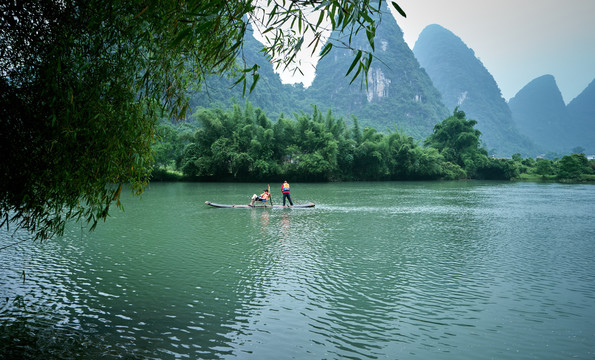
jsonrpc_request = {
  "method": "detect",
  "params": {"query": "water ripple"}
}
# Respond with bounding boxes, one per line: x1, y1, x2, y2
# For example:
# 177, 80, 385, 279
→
2, 182, 594, 359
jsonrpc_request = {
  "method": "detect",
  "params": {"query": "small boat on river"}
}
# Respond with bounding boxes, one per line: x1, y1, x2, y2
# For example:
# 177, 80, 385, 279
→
205, 201, 315, 209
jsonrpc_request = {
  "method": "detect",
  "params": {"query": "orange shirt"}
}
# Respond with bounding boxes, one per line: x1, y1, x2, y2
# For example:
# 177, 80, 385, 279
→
281, 183, 290, 193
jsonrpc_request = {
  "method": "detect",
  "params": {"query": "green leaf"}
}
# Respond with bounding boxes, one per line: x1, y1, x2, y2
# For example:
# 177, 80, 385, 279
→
319, 42, 333, 58
349, 63, 363, 85
336, 7, 344, 29
310, 34, 321, 56
346, 50, 362, 77
360, 10, 373, 24
267, 4, 278, 25
171, 27, 192, 48
391, 2, 407, 18
249, 73, 260, 93
232, 74, 246, 87
366, 26, 375, 51
329, 5, 336, 28
341, 10, 351, 30
316, 9, 325, 28
294, 37, 304, 51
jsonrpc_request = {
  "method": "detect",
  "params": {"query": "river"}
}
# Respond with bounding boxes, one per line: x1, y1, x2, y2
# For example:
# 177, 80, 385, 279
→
1, 181, 594, 359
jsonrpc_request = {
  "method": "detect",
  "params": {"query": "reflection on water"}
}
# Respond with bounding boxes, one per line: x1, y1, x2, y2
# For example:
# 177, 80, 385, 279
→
1, 181, 594, 359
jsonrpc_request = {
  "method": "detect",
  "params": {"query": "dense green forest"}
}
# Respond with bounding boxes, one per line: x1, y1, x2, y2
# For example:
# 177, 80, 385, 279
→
152, 103, 594, 183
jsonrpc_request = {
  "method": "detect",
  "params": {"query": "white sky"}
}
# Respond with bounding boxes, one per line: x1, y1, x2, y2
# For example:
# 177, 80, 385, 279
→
269, 0, 595, 104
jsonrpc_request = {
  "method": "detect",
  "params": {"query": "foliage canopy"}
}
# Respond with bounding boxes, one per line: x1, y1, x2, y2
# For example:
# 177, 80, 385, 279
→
177, 103, 449, 182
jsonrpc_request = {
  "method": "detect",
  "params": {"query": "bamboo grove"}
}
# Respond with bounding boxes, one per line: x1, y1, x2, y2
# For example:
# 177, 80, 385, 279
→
153, 103, 595, 182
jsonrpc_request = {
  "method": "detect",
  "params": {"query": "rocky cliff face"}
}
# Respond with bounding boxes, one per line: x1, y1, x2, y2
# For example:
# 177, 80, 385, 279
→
306, 8, 449, 138
366, 67, 391, 102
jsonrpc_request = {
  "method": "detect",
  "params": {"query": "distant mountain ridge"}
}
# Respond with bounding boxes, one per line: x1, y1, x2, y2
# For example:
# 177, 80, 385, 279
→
566, 78, 595, 153
508, 75, 571, 153
413, 24, 537, 156
507, 75, 595, 154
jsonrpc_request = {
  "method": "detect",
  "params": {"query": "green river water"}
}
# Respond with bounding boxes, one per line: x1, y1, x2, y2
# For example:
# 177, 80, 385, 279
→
1, 181, 594, 359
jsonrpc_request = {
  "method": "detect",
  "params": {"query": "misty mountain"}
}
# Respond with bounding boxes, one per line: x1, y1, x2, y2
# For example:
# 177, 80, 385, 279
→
189, 8, 449, 140
190, 18, 592, 157
508, 75, 573, 153
305, 8, 449, 138
567, 78, 595, 153
413, 24, 537, 156
188, 28, 302, 117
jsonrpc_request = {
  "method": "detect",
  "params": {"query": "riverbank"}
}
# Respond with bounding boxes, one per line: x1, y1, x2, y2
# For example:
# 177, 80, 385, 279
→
151, 168, 595, 184
518, 173, 595, 183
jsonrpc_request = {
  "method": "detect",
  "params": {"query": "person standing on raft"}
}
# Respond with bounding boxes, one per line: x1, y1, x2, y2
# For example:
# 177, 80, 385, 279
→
250, 189, 270, 207
281, 181, 294, 207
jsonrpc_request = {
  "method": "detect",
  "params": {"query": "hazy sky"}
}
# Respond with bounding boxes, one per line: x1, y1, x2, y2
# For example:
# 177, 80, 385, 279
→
392, 0, 595, 103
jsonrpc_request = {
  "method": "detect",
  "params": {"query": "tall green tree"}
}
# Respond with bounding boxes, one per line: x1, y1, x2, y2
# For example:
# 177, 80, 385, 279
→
557, 153, 591, 180
153, 121, 197, 171
534, 158, 554, 178
352, 127, 389, 180
1, 0, 405, 239
424, 108, 488, 177
386, 130, 443, 180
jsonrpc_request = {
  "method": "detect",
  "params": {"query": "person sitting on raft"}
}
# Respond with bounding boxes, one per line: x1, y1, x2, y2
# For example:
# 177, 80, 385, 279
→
250, 189, 270, 207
